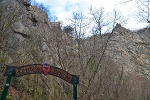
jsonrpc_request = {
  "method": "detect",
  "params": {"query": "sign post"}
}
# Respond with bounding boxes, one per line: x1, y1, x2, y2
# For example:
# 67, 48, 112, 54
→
1, 68, 14, 100
73, 76, 77, 100
1, 64, 79, 100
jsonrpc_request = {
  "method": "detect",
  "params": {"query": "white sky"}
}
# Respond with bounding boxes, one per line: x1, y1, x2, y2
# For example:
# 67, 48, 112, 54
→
35, 0, 149, 33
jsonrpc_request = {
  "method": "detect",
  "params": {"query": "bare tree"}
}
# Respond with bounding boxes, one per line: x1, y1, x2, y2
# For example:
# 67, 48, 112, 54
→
108, 8, 128, 29
134, 0, 150, 23
70, 11, 89, 39
89, 6, 109, 36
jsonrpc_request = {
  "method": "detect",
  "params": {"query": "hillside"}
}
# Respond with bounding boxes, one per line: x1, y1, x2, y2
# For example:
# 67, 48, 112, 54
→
0, 0, 150, 100
108, 24, 150, 79
85, 23, 150, 79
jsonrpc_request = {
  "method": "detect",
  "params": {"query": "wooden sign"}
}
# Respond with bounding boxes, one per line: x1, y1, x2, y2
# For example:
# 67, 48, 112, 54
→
4, 64, 79, 84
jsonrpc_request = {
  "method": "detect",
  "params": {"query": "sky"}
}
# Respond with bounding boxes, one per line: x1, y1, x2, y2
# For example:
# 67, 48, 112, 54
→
34, 0, 149, 35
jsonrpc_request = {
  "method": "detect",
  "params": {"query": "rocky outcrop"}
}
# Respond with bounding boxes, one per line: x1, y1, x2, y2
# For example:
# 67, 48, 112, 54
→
0, 0, 58, 64
0, 0, 75, 65
84, 23, 150, 79
1, 0, 150, 99
106, 24, 150, 79
1, 0, 150, 79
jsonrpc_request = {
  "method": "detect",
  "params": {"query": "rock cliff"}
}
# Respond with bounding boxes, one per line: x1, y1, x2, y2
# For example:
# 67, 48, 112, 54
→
0, 0, 73, 64
0, 0, 150, 99
107, 24, 150, 79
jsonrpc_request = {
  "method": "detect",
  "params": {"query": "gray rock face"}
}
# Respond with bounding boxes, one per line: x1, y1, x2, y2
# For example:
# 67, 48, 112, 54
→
107, 25, 150, 79
85, 24, 150, 79
1, 0, 150, 80
22, 0, 30, 7
0, 0, 69, 65
13, 22, 25, 33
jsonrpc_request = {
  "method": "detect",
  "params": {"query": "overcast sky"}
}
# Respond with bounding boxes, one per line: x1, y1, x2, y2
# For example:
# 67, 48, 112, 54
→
34, 0, 149, 32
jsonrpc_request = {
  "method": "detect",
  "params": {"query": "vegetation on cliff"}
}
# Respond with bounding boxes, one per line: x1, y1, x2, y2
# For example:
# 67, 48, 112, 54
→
0, 0, 150, 100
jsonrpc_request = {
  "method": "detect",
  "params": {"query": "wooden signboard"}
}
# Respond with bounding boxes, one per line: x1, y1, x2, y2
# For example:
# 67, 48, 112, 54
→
4, 64, 79, 84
